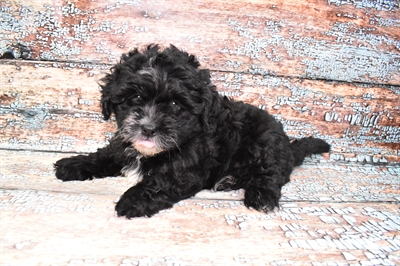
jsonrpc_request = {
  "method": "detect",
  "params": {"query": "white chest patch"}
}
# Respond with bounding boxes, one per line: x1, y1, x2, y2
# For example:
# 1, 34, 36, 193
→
121, 156, 143, 186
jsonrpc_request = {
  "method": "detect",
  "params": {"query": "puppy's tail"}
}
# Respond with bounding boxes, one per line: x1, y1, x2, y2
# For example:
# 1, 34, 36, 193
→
290, 137, 330, 166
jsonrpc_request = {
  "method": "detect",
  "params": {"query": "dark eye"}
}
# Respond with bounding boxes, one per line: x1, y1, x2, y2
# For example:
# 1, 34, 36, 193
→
130, 94, 143, 104
171, 101, 181, 110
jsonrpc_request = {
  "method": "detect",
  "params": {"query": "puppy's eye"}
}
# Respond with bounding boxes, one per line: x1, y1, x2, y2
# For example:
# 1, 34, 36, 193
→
171, 101, 181, 110
130, 95, 143, 104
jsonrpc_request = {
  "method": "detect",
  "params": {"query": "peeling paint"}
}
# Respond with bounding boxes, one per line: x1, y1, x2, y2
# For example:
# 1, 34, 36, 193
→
222, 14, 400, 84
327, 0, 399, 11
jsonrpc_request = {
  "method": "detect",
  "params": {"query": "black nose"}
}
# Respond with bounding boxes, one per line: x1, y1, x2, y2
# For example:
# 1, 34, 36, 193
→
141, 124, 157, 137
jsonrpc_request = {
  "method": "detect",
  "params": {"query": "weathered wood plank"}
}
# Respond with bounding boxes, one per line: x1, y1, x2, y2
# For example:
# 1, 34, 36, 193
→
1, 60, 399, 161
1, 0, 399, 84
0, 110, 115, 152
0, 60, 108, 113
1, 189, 399, 265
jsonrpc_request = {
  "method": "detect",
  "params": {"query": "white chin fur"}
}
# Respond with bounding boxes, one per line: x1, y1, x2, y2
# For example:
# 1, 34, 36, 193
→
133, 143, 164, 157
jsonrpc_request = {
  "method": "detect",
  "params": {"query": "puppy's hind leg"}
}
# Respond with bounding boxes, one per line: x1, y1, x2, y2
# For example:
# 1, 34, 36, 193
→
244, 176, 282, 213
241, 151, 288, 213
213, 175, 237, 191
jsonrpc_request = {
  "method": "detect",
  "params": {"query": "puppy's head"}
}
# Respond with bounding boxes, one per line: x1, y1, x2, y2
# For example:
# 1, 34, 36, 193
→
100, 44, 216, 156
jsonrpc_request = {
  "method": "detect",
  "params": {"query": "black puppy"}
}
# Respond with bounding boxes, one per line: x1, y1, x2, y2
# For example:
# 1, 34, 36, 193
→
55, 45, 330, 218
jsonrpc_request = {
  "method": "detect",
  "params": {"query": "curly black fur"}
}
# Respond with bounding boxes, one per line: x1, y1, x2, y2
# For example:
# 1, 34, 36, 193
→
54, 44, 330, 218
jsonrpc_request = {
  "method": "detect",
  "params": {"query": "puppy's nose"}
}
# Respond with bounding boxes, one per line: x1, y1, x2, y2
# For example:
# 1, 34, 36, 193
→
141, 124, 157, 137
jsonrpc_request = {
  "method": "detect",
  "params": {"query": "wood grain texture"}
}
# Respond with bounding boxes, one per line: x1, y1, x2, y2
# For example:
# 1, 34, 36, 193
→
1, 150, 399, 266
1, 60, 399, 162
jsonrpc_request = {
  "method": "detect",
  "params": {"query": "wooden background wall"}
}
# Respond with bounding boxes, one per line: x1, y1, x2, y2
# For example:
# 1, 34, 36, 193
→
1, 0, 399, 164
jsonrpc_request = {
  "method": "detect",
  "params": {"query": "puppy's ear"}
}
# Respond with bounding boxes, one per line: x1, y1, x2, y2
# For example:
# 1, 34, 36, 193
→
200, 84, 220, 131
101, 95, 113, 120
193, 69, 216, 130
99, 72, 116, 121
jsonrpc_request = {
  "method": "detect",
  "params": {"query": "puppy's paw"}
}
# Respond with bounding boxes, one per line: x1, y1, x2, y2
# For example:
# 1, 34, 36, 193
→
115, 194, 144, 218
54, 156, 93, 181
213, 175, 236, 191
244, 187, 280, 213
115, 186, 175, 218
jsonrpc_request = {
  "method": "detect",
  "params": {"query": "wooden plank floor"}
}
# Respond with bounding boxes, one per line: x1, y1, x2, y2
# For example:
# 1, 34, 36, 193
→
1, 150, 399, 265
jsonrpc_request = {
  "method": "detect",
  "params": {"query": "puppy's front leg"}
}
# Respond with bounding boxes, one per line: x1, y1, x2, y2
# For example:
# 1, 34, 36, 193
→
115, 174, 202, 218
115, 184, 172, 218
54, 138, 129, 181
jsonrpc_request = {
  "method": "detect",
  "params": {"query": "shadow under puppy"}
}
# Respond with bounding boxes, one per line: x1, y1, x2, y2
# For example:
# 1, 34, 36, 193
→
55, 44, 330, 218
